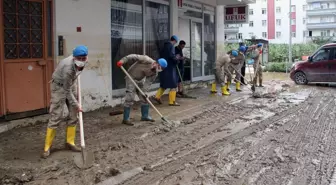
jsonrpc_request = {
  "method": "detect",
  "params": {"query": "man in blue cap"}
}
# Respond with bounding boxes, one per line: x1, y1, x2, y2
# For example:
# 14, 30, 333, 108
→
42, 45, 88, 158
117, 54, 167, 126
252, 43, 264, 87
227, 46, 246, 92
210, 50, 238, 95
153, 35, 181, 106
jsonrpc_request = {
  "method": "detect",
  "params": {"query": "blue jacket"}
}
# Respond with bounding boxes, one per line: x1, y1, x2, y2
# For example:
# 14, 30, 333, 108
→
159, 42, 179, 88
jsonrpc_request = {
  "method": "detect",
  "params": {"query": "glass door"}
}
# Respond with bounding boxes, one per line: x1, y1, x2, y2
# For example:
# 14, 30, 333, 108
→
190, 20, 203, 82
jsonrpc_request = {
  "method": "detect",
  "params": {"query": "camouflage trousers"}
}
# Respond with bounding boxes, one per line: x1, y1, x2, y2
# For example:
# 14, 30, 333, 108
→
124, 78, 147, 107
47, 81, 78, 129
214, 66, 231, 86
227, 63, 243, 83
253, 63, 263, 85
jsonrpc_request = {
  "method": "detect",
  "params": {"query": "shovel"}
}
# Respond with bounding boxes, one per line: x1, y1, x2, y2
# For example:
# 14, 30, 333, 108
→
176, 64, 196, 99
120, 66, 173, 127
73, 75, 94, 169
227, 64, 255, 93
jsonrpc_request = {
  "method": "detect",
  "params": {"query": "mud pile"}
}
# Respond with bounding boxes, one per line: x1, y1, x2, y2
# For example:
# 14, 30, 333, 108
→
252, 80, 291, 98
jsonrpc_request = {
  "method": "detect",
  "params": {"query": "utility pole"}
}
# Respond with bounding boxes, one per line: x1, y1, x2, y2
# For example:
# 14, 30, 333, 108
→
287, 0, 292, 73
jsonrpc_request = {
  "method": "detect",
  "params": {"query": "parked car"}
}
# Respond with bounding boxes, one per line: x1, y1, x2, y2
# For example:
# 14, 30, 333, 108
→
290, 43, 336, 85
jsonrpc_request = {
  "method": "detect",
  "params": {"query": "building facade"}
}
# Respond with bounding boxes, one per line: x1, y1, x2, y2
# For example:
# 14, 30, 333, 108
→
306, 0, 336, 38
225, 0, 308, 44
0, 0, 254, 120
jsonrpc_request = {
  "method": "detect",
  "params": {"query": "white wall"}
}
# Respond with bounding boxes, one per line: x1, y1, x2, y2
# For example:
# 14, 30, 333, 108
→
54, 0, 112, 111
238, 0, 307, 44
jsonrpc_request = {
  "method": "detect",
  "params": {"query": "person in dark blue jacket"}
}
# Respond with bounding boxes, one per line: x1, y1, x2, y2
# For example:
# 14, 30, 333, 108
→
175, 40, 186, 96
152, 35, 180, 106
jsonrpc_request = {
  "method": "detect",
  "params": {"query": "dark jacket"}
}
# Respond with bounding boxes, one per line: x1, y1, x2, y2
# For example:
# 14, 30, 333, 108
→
159, 42, 179, 88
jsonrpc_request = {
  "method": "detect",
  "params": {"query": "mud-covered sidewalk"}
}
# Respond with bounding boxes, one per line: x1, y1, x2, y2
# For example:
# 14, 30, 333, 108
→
1, 76, 336, 185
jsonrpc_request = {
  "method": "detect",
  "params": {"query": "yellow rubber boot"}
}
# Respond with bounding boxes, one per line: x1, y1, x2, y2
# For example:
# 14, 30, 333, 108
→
227, 82, 231, 91
153, 88, 165, 104
222, 85, 230, 96
236, 82, 241, 92
66, 126, 81, 152
210, 83, 217, 93
42, 128, 56, 158
169, 91, 180, 106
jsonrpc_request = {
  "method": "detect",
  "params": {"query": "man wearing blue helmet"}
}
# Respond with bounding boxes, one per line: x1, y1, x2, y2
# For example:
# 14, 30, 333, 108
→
42, 45, 88, 158
210, 50, 238, 96
227, 46, 246, 92
251, 43, 263, 87
153, 35, 181, 106
117, 54, 167, 126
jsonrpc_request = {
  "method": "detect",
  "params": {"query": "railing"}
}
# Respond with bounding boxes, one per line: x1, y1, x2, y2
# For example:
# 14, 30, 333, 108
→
306, 21, 336, 29
306, 8, 336, 16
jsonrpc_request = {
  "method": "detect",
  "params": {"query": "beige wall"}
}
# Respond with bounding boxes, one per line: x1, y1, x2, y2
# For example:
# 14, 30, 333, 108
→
54, 0, 113, 111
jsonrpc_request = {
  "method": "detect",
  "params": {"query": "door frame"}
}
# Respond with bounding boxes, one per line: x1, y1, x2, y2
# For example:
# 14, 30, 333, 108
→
179, 16, 204, 82
0, 0, 4, 118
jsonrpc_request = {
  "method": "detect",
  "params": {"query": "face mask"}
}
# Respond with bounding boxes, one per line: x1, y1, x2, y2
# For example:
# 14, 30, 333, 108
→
74, 60, 86, 67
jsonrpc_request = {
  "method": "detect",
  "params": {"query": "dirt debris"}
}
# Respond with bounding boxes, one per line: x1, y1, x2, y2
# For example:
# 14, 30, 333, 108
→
2, 80, 336, 185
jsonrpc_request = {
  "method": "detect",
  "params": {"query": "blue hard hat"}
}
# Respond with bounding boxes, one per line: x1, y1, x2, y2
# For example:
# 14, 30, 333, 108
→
171, 35, 179, 42
73, 45, 88, 57
239, 46, 246, 52
257, 43, 263, 47
231, 50, 238, 57
157, 58, 167, 68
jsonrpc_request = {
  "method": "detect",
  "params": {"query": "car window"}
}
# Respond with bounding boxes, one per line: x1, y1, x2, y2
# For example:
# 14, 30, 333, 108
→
333, 48, 336, 60
312, 48, 331, 62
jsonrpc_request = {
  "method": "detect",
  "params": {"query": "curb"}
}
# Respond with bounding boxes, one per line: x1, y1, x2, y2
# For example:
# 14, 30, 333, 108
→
0, 115, 49, 134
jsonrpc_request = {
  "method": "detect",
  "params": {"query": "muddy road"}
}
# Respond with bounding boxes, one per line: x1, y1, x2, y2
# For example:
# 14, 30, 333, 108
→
1, 81, 336, 185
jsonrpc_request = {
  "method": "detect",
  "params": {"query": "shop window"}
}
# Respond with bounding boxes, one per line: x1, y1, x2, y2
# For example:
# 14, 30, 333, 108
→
145, 1, 170, 83
111, 0, 143, 90
204, 12, 215, 76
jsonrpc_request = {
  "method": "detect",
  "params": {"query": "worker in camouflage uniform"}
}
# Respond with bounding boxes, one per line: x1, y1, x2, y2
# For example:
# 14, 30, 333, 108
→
42, 45, 88, 158
227, 46, 246, 92
210, 50, 238, 96
116, 54, 167, 126
252, 43, 263, 87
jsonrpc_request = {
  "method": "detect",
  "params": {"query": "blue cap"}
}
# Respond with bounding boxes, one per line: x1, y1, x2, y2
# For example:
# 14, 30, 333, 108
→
171, 35, 179, 42
257, 43, 263, 47
157, 58, 167, 68
239, 46, 246, 52
73, 45, 88, 57
231, 50, 238, 57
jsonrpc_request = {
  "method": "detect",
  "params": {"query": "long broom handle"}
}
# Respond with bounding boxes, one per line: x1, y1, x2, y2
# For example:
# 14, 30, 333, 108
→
120, 66, 164, 118
77, 75, 85, 149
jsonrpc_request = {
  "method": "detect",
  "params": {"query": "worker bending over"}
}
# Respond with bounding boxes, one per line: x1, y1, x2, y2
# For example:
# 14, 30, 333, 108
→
117, 54, 167, 126
210, 50, 238, 95
42, 45, 88, 158
227, 46, 246, 92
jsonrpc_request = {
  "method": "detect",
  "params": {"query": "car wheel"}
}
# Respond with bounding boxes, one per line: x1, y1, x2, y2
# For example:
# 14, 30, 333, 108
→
294, 71, 308, 85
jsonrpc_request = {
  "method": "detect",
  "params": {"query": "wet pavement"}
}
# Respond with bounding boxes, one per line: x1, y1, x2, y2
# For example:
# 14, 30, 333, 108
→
1, 74, 336, 185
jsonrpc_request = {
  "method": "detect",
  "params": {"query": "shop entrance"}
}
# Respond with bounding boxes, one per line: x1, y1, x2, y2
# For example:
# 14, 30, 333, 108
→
178, 17, 203, 82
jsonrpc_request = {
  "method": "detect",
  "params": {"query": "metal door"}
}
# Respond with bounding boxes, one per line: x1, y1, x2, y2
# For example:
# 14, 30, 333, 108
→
1, 0, 54, 119
190, 19, 203, 82
305, 47, 332, 83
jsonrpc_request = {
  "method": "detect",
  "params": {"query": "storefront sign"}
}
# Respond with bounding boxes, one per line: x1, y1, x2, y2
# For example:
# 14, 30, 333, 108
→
177, 0, 183, 7
224, 5, 248, 24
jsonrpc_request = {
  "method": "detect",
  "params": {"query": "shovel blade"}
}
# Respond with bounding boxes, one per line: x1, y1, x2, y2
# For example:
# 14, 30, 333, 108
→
73, 149, 94, 169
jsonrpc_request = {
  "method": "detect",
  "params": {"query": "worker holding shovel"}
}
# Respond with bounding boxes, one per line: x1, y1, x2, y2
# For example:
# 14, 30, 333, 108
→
252, 43, 264, 87
210, 50, 238, 95
227, 46, 246, 92
42, 45, 88, 158
116, 54, 167, 126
